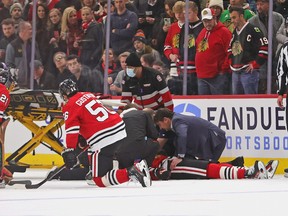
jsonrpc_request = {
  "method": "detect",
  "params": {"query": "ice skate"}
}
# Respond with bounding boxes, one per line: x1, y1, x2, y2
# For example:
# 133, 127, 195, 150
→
85, 170, 95, 186
265, 160, 279, 179
0, 180, 5, 189
245, 160, 268, 179
128, 160, 151, 187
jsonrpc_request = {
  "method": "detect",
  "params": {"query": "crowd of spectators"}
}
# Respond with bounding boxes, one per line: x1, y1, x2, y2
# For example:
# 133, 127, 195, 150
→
0, 0, 288, 95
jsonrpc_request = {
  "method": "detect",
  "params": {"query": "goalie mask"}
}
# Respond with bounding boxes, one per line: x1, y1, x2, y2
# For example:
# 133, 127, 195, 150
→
0, 62, 15, 91
59, 79, 78, 100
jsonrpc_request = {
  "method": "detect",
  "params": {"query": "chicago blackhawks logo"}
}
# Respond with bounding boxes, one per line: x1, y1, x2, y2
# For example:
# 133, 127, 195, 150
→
188, 35, 195, 48
172, 34, 180, 48
231, 40, 243, 56
197, 38, 209, 52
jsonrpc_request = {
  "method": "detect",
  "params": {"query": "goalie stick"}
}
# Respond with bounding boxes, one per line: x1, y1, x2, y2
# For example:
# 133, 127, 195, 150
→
25, 145, 89, 189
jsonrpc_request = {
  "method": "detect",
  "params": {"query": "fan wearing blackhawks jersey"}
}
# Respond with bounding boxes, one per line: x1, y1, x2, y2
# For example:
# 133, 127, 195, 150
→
121, 52, 174, 111
59, 79, 151, 187
228, 6, 268, 94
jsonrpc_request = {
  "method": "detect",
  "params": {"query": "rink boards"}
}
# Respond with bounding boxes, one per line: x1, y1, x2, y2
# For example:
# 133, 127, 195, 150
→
4, 94, 288, 173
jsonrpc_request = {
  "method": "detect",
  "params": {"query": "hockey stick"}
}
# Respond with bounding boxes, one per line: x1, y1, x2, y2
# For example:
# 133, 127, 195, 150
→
0, 118, 10, 182
25, 145, 89, 189
7, 180, 32, 186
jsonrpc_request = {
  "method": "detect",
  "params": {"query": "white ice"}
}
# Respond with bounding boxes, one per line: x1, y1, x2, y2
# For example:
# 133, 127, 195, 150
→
0, 169, 287, 216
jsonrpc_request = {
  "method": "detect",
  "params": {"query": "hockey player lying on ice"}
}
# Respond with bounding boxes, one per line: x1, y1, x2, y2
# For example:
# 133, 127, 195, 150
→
150, 108, 278, 180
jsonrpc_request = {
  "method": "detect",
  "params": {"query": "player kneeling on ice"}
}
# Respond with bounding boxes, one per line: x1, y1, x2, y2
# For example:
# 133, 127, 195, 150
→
59, 79, 151, 187
150, 108, 279, 180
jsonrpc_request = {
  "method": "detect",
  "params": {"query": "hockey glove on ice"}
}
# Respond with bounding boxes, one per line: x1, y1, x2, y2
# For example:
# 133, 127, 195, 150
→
62, 148, 78, 169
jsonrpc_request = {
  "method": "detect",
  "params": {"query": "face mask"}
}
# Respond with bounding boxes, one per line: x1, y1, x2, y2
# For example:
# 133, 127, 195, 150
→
126, 68, 135, 77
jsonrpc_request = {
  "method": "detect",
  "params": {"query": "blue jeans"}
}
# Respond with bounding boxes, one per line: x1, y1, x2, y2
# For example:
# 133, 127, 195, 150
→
197, 73, 227, 95
232, 69, 259, 94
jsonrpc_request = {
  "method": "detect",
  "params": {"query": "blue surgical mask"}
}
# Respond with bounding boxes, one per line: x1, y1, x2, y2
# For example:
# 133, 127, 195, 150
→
126, 68, 135, 77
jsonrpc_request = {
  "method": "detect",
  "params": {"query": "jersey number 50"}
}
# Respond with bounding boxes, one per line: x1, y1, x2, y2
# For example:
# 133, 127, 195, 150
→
85, 100, 116, 122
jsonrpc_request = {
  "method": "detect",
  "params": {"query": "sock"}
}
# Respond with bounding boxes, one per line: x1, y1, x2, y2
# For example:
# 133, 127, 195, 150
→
93, 168, 129, 187
207, 163, 245, 179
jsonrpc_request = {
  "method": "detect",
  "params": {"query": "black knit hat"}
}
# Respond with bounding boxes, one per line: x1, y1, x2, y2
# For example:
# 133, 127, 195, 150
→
125, 53, 142, 67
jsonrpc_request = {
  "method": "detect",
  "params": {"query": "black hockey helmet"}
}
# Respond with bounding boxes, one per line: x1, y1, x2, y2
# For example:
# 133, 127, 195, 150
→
59, 78, 78, 99
0, 62, 15, 90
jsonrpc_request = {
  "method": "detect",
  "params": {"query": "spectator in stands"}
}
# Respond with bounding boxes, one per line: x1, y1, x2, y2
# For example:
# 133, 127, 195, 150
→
0, 0, 13, 26
277, 17, 288, 52
66, 54, 98, 93
54, 0, 81, 15
140, 53, 155, 67
124, 0, 138, 14
35, 3, 51, 68
220, 0, 255, 32
5, 21, 41, 89
177, 1, 203, 95
97, 0, 115, 24
53, 51, 72, 87
80, 0, 102, 21
208, 0, 224, 22
275, 0, 288, 19
110, 51, 130, 95
121, 52, 174, 111
79, 6, 103, 70
133, 29, 161, 61
24, 0, 60, 22
108, 0, 138, 56
33, 60, 57, 90
48, 8, 63, 51
60, 7, 83, 56
208, 0, 233, 94
94, 48, 121, 95
151, 0, 177, 66
249, 0, 285, 94
0, 18, 16, 62
195, 8, 232, 95
9, 2, 23, 33
152, 59, 170, 84
228, 6, 268, 94
133, 0, 164, 41
247, 0, 257, 12
163, 1, 185, 93
47, 8, 64, 76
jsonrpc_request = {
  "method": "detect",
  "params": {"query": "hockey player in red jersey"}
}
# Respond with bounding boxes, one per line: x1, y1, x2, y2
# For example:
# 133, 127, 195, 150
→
59, 79, 151, 187
150, 154, 279, 180
0, 63, 15, 188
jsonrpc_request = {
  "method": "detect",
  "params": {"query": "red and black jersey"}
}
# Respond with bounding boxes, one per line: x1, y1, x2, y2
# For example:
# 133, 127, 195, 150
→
0, 84, 10, 124
178, 20, 204, 74
228, 22, 268, 71
62, 92, 126, 150
164, 21, 183, 59
121, 67, 174, 111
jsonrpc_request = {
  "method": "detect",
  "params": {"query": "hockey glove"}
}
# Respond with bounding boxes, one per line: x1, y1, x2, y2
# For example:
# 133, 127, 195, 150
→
62, 148, 78, 169
0, 167, 13, 184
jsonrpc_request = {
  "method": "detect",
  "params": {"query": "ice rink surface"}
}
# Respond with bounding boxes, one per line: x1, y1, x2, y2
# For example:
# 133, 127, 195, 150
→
1, 169, 287, 216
